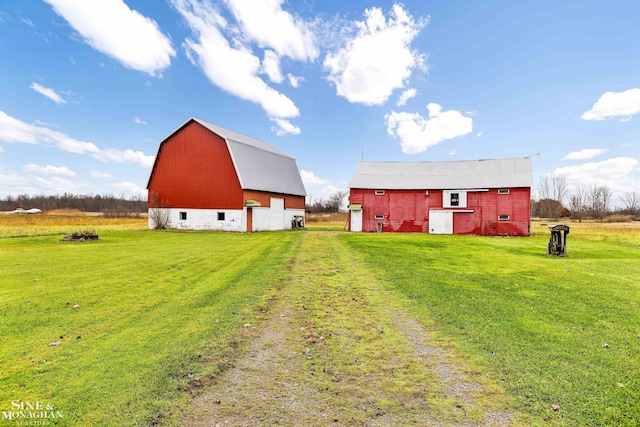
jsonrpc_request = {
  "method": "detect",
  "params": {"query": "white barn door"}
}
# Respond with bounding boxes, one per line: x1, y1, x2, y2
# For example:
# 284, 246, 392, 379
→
429, 210, 453, 234
269, 197, 285, 230
350, 210, 362, 232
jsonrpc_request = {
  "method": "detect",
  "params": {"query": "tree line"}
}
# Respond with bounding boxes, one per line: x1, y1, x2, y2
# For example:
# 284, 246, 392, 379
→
0, 193, 147, 214
532, 173, 640, 221
305, 191, 347, 213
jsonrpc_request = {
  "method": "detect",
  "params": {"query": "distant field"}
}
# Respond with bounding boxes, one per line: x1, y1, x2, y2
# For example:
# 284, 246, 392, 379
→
0, 212, 148, 237
2, 218, 639, 426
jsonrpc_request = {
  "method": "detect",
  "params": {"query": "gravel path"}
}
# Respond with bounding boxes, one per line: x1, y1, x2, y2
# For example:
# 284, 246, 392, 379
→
185, 232, 517, 426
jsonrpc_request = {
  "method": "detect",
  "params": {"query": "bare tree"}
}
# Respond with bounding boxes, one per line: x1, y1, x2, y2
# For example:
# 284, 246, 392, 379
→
551, 173, 569, 218
621, 191, 639, 215
537, 176, 552, 219
325, 190, 348, 213
537, 173, 568, 219
148, 191, 172, 229
569, 186, 587, 223
588, 185, 612, 221
600, 186, 612, 219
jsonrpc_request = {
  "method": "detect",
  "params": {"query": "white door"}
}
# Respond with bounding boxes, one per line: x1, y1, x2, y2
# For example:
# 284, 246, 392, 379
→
269, 197, 285, 230
429, 210, 453, 234
350, 210, 362, 232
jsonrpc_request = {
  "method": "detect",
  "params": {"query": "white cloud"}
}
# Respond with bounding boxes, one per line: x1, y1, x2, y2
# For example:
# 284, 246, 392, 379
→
30, 83, 67, 104
477, 131, 483, 137
0, 110, 153, 167
173, 0, 299, 121
562, 148, 608, 160
20, 17, 34, 27
324, 5, 427, 105
396, 88, 416, 107
287, 73, 304, 88
262, 50, 284, 83
0, 165, 80, 196
581, 88, 640, 121
270, 118, 301, 136
0, 146, 4, 153
22, 163, 76, 177
134, 116, 148, 125
93, 148, 155, 167
44, 0, 175, 76
448, 149, 456, 156
90, 171, 115, 178
224, 0, 318, 61
300, 170, 329, 187
385, 103, 473, 154
620, 116, 632, 123
553, 157, 639, 196
111, 181, 145, 196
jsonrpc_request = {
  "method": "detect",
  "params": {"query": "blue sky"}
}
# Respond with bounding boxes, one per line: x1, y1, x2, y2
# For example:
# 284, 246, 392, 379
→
1, 0, 639, 206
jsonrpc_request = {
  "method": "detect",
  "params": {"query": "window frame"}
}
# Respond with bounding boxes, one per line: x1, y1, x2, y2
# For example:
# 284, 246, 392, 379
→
179, 211, 187, 221
498, 189, 510, 195
217, 212, 225, 221
498, 215, 510, 221
374, 214, 384, 220
375, 190, 385, 196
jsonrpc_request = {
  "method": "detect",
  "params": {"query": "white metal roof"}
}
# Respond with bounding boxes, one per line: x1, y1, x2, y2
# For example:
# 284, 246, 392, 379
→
147, 118, 306, 197
349, 157, 533, 190
195, 118, 306, 196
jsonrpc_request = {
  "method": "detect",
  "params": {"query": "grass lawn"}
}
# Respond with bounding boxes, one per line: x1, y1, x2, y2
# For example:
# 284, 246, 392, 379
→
0, 230, 303, 426
2, 215, 639, 426
340, 226, 640, 426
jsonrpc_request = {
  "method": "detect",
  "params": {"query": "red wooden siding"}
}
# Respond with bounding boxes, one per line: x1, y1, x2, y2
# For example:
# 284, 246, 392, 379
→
243, 190, 305, 210
148, 121, 244, 209
350, 188, 531, 236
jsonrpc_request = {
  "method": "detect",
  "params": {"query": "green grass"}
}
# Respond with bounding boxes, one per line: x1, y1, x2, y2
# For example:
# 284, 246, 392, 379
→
340, 232, 640, 426
0, 230, 302, 426
3, 222, 639, 426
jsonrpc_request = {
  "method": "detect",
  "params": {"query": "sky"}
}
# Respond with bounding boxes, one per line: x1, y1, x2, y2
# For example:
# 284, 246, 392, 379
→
0, 0, 639, 207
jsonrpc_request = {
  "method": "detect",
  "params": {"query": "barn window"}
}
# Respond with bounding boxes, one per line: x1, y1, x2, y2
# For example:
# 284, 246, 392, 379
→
375, 190, 385, 195
179, 212, 187, 220
498, 215, 510, 221
374, 214, 384, 220
450, 193, 460, 206
498, 189, 510, 194
217, 212, 225, 221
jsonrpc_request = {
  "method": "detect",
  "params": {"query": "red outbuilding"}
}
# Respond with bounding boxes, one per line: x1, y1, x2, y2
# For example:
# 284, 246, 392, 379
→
147, 118, 306, 232
348, 157, 533, 236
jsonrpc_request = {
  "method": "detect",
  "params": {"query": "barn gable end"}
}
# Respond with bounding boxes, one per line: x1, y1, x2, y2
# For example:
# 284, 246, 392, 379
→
147, 118, 305, 232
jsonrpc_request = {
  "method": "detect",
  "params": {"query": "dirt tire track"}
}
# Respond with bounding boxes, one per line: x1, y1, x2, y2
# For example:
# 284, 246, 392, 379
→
184, 232, 518, 426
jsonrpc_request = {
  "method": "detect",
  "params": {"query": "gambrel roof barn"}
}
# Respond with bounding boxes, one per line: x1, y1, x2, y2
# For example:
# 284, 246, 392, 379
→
147, 118, 306, 232
349, 157, 533, 236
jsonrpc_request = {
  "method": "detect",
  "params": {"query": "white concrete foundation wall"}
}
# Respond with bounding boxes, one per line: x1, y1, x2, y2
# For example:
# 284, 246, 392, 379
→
251, 207, 306, 231
252, 207, 271, 232
148, 208, 244, 232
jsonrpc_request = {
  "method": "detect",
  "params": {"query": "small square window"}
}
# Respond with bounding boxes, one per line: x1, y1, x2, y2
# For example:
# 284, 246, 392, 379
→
498, 215, 510, 221
450, 193, 460, 206
217, 212, 225, 221
498, 189, 510, 195
374, 214, 384, 220
375, 190, 385, 195
179, 212, 187, 220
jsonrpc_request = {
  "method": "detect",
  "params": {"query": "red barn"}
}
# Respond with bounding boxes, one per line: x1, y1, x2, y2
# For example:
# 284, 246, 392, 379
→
348, 157, 533, 236
147, 118, 306, 232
